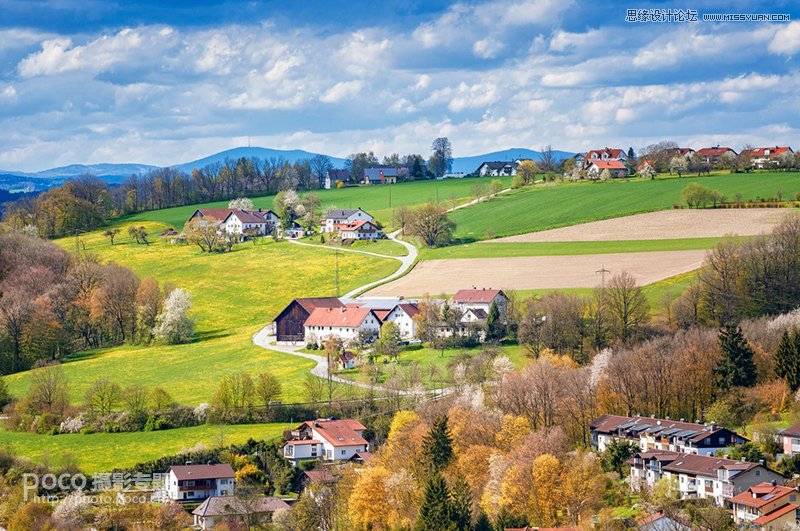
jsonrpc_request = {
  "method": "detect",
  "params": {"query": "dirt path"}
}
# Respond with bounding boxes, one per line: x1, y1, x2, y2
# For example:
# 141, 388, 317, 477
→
365, 249, 708, 295
486, 208, 795, 243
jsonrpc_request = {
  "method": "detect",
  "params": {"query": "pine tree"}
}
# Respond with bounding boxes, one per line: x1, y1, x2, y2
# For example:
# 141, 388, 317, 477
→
472, 512, 492, 531
716, 325, 757, 391
415, 474, 455, 531
486, 301, 504, 342
776, 329, 800, 391
449, 475, 472, 530
423, 415, 454, 473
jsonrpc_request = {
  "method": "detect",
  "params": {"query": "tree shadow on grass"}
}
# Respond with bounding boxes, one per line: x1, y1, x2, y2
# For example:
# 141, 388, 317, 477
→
192, 328, 231, 342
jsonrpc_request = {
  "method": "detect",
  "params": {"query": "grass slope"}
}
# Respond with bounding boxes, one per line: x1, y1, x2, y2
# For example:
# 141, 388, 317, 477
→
0, 423, 291, 473
119, 176, 514, 229
6, 221, 397, 404
450, 172, 800, 241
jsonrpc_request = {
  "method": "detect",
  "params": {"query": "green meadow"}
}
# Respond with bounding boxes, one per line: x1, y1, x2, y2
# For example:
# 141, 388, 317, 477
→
449, 172, 800, 241
0, 423, 291, 474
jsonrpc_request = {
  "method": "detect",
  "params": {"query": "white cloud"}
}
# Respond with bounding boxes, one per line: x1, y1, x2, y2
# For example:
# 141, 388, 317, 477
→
473, 38, 505, 59
320, 80, 364, 103
549, 28, 602, 52
769, 21, 800, 55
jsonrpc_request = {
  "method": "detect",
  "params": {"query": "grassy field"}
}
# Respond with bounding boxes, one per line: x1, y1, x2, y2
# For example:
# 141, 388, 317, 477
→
449, 172, 800, 241
419, 236, 745, 260
0, 423, 291, 473
118, 176, 514, 229
298, 235, 409, 257
5, 221, 397, 404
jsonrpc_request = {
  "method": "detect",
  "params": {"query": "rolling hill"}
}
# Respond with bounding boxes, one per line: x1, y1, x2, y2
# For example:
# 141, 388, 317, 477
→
171, 146, 348, 174
450, 147, 575, 173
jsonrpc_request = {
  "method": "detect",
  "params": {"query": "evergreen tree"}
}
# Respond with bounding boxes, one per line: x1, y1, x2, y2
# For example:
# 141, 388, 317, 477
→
486, 301, 505, 342
423, 415, 454, 473
601, 438, 640, 476
776, 329, 800, 391
715, 325, 757, 391
494, 509, 527, 531
449, 475, 472, 530
472, 512, 492, 531
415, 474, 455, 531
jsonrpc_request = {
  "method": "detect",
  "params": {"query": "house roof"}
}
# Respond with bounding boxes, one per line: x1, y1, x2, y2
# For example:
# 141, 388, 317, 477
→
192, 208, 275, 223
305, 307, 377, 328
224, 210, 268, 224
782, 422, 800, 437
661, 454, 759, 477
300, 419, 368, 447
750, 146, 793, 157
674, 147, 695, 155
339, 351, 356, 362
397, 303, 420, 318
294, 298, 346, 314
168, 464, 234, 481
365, 167, 399, 180
192, 496, 291, 517
337, 220, 378, 232
586, 148, 625, 159
752, 502, 799, 526
696, 146, 737, 157
589, 414, 741, 443
730, 482, 796, 508
638, 511, 688, 529
479, 161, 508, 170
373, 309, 393, 321
452, 288, 506, 304
350, 451, 372, 462
325, 208, 366, 220
466, 308, 488, 319
587, 159, 626, 170
302, 468, 336, 483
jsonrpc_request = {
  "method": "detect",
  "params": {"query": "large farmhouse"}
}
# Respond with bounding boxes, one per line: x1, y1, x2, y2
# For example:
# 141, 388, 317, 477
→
283, 419, 369, 467
273, 297, 345, 342
187, 208, 279, 236
303, 307, 382, 347
452, 288, 508, 321
321, 208, 374, 233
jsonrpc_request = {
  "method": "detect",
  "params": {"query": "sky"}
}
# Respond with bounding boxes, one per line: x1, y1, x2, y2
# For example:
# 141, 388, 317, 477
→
1, 0, 800, 171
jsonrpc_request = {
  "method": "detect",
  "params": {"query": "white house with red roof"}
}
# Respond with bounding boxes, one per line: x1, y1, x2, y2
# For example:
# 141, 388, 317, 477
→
164, 464, 235, 502
303, 307, 381, 346
283, 419, 369, 466
731, 481, 800, 529
586, 159, 628, 178
748, 146, 794, 169
583, 147, 628, 168
380, 303, 420, 339
338, 220, 382, 240
779, 421, 800, 458
452, 288, 508, 321
321, 208, 373, 233
696, 146, 738, 165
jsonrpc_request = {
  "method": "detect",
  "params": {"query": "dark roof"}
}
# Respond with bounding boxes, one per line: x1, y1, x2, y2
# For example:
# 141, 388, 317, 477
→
662, 454, 759, 477
302, 468, 337, 483
325, 209, 365, 220
169, 464, 234, 481
452, 288, 506, 304
467, 308, 488, 319
192, 496, 290, 517
397, 303, 420, 318
782, 421, 800, 437
294, 297, 346, 314
589, 414, 737, 442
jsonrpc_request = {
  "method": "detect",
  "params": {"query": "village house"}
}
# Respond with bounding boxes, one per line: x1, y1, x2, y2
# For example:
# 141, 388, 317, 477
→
382, 303, 420, 339
779, 421, 800, 458
338, 351, 357, 369
164, 464, 235, 503
629, 451, 784, 507
273, 297, 345, 342
476, 161, 519, 176
586, 159, 628, 178
747, 146, 794, 169
325, 169, 351, 189
730, 481, 800, 529
321, 208, 374, 233
363, 167, 399, 184
187, 208, 280, 236
637, 511, 690, 531
583, 147, 628, 168
452, 288, 509, 321
303, 306, 381, 347
672, 147, 696, 158
590, 414, 747, 456
192, 495, 291, 530
283, 419, 369, 467
696, 146, 737, 165
337, 220, 383, 241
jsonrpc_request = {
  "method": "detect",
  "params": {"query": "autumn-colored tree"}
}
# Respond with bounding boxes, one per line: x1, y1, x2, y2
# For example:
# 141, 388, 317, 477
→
495, 415, 531, 452
560, 451, 606, 525
348, 465, 392, 530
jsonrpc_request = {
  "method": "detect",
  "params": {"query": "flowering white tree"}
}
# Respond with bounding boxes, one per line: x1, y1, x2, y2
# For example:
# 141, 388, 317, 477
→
638, 161, 657, 180
153, 288, 195, 344
599, 168, 611, 181
228, 197, 254, 210
670, 156, 688, 177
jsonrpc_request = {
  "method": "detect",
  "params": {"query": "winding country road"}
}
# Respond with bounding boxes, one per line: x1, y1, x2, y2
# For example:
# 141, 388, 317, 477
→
251, 229, 423, 395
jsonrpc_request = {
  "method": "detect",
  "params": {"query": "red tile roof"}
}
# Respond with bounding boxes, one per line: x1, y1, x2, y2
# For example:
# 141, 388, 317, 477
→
697, 147, 737, 157
169, 464, 234, 481
300, 419, 368, 447
753, 502, 798, 526
586, 148, 625, 159
302, 468, 336, 483
397, 303, 420, 318
305, 307, 377, 328
452, 288, 506, 304
294, 298, 346, 314
750, 146, 793, 157
783, 421, 800, 437
587, 159, 626, 170
730, 482, 795, 508
373, 309, 392, 321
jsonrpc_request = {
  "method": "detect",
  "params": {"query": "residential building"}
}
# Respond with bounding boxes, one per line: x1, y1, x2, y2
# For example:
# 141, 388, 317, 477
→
187, 208, 279, 236
586, 159, 628, 178
321, 208, 374, 233
637, 511, 690, 531
296, 467, 337, 493
461, 307, 488, 323
747, 146, 794, 169
283, 419, 369, 466
476, 161, 519, 176
590, 414, 747, 456
303, 307, 381, 346
325, 169, 351, 189
192, 495, 291, 530
364, 167, 399, 184
629, 451, 784, 506
273, 297, 345, 342
338, 351, 357, 369
780, 422, 800, 457
672, 147, 696, 158
337, 220, 382, 240
452, 288, 509, 321
731, 481, 800, 529
382, 303, 420, 339
696, 146, 738, 165
583, 147, 628, 168
164, 464, 235, 503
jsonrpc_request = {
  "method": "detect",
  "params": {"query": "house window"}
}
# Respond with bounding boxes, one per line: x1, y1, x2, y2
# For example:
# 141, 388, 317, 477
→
341, 450, 346, 456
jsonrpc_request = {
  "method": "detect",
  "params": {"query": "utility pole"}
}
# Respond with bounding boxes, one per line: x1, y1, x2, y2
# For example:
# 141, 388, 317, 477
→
595, 265, 611, 288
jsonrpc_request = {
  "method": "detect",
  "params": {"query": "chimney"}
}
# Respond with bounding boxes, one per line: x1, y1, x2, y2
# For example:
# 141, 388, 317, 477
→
771, 479, 777, 486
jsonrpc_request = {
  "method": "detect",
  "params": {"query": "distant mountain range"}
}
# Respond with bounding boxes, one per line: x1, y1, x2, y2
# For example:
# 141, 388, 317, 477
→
0, 145, 576, 193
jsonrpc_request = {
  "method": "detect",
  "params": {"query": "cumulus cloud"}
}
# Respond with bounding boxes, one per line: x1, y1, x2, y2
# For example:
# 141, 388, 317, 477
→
769, 21, 800, 55
320, 80, 364, 103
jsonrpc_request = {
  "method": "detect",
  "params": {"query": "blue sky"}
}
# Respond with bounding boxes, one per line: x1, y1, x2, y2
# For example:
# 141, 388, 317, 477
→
1, 0, 800, 171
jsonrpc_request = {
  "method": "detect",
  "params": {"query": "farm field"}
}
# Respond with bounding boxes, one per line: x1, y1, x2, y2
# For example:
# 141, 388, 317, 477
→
0, 423, 291, 474
449, 172, 800, 241
488, 208, 795, 243
117, 175, 514, 229
5, 221, 397, 404
366, 249, 707, 296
